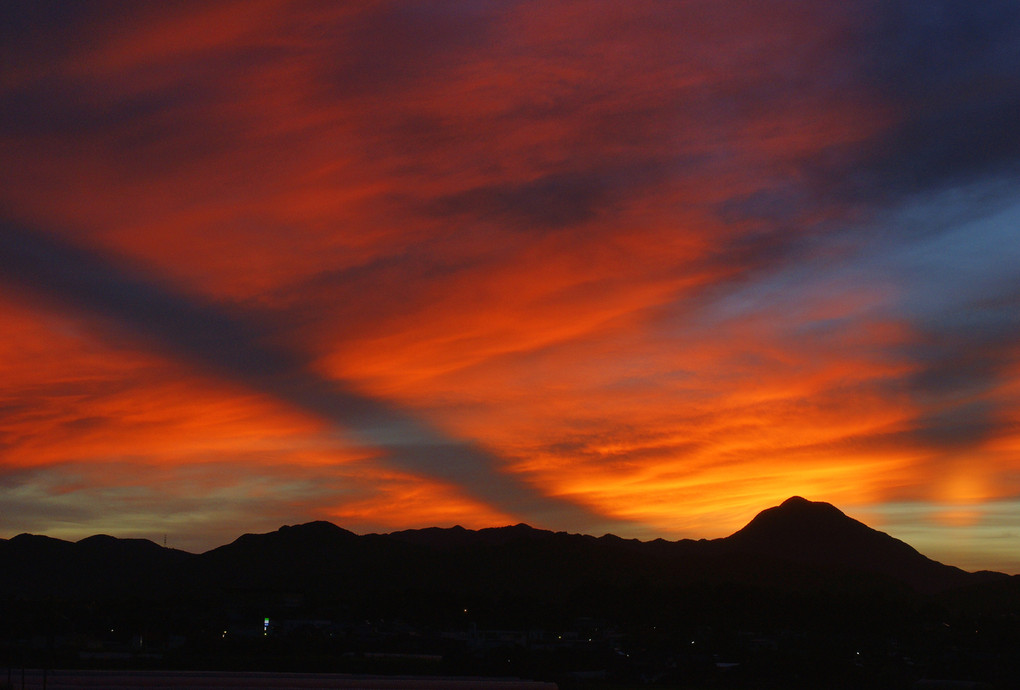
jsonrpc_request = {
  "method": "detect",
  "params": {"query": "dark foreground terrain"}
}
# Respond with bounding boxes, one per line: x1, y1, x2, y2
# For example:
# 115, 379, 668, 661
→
4, 669, 556, 689
3, 498, 1020, 688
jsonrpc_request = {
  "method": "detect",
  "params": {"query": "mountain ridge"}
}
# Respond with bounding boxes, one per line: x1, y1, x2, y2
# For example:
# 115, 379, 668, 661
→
5, 497, 1019, 685
2, 497, 1011, 597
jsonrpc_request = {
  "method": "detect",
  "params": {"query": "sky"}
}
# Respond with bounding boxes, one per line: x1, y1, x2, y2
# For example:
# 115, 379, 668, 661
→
1, 1, 1018, 572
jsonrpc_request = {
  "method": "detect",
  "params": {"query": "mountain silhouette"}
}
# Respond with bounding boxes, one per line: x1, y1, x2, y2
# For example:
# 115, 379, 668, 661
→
720, 496, 993, 593
0, 531, 189, 598
5, 498, 1020, 686
2, 497, 1012, 615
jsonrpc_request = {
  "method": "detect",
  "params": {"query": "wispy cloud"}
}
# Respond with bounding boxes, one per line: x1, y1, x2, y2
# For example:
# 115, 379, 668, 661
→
0, 223, 621, 533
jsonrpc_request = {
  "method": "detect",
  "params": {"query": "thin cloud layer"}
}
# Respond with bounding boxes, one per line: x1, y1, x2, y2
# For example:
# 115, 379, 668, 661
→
1, 1, 1018, 569
0, 223, 611, 532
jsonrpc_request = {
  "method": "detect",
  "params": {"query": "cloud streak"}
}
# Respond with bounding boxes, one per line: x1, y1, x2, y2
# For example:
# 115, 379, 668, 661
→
0, 222, 620, 533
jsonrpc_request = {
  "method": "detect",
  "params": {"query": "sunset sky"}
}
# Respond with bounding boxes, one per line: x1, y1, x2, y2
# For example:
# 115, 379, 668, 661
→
2, 1, 1019, 572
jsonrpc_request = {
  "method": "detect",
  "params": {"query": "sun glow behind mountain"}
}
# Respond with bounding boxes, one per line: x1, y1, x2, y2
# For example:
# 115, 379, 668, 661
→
1, 1, 1019, 572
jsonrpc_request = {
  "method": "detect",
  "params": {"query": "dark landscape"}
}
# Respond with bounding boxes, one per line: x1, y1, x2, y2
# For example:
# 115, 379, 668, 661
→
5, 3, 1020, 689
3, 497, 1020, 689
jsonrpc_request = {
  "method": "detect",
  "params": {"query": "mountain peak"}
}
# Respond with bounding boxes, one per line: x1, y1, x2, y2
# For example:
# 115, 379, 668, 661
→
723, 496, 974, 592
278, 520, 354, 536
728, 497, 866, 546
777, 495, 844, 515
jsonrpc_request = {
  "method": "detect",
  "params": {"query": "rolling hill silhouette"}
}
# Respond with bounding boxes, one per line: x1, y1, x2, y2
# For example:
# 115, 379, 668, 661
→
5, 498, 1020, 686
721, 496, 997, 593
1, 497, 1012, 617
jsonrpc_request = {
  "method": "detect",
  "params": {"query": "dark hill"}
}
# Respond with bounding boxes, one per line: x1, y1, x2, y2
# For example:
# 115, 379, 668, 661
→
183, 520, 366, 594
5, 499, 1020, 685
2, 498, 1010, 615
719, 496, 999, 593
0, 532, 190, 599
